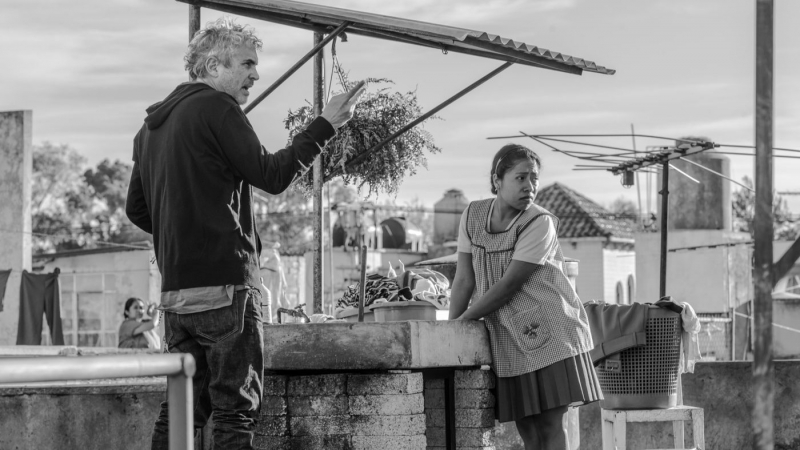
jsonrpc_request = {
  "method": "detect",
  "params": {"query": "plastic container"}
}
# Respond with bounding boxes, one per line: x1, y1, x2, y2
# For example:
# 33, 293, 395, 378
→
335, 307, 375, 322
370, 301, 437, 322
596, 305, 682, 410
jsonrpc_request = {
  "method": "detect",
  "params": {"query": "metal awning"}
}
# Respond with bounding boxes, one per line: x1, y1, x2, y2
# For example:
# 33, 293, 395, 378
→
178, 0, 615, 76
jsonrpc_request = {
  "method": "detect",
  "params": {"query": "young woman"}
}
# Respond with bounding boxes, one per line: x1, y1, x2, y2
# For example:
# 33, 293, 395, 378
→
449, 144, 601, 450
118, 297, 161, 349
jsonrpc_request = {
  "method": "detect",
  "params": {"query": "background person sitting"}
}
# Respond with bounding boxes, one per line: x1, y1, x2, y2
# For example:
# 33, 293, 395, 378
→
118, 297, 161, 349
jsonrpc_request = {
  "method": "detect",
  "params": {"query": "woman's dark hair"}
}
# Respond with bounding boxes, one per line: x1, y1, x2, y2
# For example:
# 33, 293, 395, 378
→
489, 144, 542, 194
123, 297, 143, 319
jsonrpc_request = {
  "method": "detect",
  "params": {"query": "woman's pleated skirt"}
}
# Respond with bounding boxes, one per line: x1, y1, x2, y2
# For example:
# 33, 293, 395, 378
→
495, 352, 603, 423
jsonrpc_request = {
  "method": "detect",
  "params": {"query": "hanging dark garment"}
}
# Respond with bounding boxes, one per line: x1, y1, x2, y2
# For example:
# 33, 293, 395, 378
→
0, 269, 10, 312
16, 269, 65, 345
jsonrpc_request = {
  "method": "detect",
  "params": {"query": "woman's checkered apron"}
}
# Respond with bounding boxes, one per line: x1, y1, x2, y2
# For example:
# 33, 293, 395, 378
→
465, 199, 593, 378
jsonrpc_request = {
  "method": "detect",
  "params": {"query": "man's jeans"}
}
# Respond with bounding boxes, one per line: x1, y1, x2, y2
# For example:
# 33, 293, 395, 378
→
151, 287, 264, 450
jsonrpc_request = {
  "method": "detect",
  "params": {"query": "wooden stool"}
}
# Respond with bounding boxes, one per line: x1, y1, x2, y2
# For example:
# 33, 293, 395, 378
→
601, 405, 705, 450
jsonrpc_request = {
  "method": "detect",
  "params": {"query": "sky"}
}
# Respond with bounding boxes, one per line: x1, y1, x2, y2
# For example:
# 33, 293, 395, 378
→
3, 0, 799, 213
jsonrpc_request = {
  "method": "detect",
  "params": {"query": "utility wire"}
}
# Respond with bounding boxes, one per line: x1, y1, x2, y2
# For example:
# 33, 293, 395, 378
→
678, 157, 754, 192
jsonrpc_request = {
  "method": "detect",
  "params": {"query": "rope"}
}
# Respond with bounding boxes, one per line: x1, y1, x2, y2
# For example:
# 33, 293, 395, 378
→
734, 311, 800, 334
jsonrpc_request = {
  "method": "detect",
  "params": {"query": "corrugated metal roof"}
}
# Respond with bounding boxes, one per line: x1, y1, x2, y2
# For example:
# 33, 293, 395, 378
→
179, 0, 615, 76
536, 182, 635, 240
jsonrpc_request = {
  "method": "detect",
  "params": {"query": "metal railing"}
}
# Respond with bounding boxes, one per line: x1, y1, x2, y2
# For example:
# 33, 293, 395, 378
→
0, 353, 195, 450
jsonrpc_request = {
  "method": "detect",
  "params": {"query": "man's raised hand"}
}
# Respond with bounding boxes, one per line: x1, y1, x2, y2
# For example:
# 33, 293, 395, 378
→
320, 80, 366, 129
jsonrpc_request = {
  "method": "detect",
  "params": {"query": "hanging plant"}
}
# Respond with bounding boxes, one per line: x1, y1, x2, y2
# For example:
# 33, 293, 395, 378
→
284, 63, 441, 197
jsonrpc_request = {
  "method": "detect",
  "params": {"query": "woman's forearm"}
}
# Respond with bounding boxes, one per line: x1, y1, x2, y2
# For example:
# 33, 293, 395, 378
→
458, 260, 537, 320
449, 252, 476, 320
449, 279, 474, 319
458, 278, 518, 320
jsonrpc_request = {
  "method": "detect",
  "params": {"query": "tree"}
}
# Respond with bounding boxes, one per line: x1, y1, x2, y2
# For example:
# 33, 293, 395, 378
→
31, 143, 149, 254
608, 196, 639, 220
732, 175, 797, 240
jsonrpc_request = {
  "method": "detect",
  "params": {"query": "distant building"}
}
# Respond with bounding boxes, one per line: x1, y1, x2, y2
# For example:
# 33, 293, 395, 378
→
536, 182, 637, 304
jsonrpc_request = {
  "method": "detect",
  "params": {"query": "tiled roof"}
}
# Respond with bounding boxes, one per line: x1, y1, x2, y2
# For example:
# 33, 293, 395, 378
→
536, 183, 635, 240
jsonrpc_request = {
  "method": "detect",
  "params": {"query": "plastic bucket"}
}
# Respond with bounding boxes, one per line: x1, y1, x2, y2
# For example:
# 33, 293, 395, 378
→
335, 307, 375, 322
370, 302, 437, 322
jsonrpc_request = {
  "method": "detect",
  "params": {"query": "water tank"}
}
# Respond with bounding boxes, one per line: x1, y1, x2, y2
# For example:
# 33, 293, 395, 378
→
433, 189, 469, 244
658, 137, 731, 230
381, 217, 422, 250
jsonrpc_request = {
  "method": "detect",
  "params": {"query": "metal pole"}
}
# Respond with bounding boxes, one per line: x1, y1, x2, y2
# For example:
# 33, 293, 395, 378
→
358, 245, 367, 322
659, 161, 669, 298
326, 62, 513, 181
168, 370, 194, 450
188, 5, 200, 42
312, 32, 325, 314
244, 22, 349, 115
753, 0, 775, 448
631, 124, 643, 227
327, 183, 335, 310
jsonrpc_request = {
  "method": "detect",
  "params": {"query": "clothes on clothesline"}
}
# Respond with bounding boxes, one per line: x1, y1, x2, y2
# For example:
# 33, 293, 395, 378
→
0, 269, 10, 312
16, 269, 65, 345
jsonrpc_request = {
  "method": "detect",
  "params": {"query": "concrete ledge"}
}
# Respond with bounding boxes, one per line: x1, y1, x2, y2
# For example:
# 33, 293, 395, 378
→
262, 320, 491, 370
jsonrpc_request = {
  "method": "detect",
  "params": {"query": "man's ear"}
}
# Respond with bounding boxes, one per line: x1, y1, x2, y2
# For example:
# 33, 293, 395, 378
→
204, 56, 220, 78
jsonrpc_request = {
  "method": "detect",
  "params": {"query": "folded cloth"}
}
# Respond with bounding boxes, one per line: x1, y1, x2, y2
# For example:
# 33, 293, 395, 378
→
584, 301, 649, 365
680, 302, 701, 374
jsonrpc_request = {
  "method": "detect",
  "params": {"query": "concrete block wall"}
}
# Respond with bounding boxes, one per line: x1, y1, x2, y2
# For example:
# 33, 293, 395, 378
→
256, 372, 426, 450
424, 368, 496, 450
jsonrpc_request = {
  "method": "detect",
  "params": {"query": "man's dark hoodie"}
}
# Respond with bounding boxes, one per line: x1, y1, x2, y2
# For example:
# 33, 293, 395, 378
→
126, 83, 334, 292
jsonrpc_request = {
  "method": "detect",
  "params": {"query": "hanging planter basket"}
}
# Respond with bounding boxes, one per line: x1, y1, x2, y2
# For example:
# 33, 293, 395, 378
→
284, 70, 441, 197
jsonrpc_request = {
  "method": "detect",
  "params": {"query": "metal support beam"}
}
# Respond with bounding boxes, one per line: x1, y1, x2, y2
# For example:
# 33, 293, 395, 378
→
772, 237, 800, 285
244, 22, 350, 115
312, 32, 325, 315
189, 5, 201, 42
753, 1, 775, 448
325, 62, 514, 182
659, 161, 669, 298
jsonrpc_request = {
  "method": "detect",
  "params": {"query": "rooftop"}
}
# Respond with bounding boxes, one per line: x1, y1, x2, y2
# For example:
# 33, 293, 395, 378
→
536, 182, 636, 240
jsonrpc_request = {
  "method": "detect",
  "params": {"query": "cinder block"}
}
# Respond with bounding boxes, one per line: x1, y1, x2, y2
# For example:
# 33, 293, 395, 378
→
426, 427, 445, 447
455, 369, 496, 389
351, 435, 427, 450
349, 393, 424, 415
426, 408, 445, 428
427, 447, 495, 450
456, 427, 495, 447
261, 395, 287, 416
426, 427, 495, 447
287, 395, 348, 416
351, 414, 426, 436
263, 374, 287, 396
255, 416, 288, 436
455, 409, 496, 428
348, 372, 423, 395
287, 374, 347, 396
424, 388, 444, 408
426, 448, 495, 450
424, 378, 444, 389
455, 389, 496, 409
289, 415, 351, 436
424, 408, 495, 428
253, 435, 289, 450
286, 435, 352, 449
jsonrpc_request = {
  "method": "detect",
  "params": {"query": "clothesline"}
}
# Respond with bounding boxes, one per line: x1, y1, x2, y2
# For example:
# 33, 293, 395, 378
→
734, 311, 800, 334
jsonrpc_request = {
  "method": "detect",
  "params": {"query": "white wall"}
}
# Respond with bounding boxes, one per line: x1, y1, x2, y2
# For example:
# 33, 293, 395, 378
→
603, 247, 636, 304
636, 230, 751, 313
561, 239, 605, 303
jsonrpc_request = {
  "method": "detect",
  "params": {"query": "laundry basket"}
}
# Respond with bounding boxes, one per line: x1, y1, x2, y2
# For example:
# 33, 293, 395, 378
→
596, 305, 682, 409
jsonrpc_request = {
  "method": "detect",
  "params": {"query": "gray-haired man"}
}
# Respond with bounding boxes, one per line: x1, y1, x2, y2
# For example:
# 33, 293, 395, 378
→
126, 17, 364, 449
